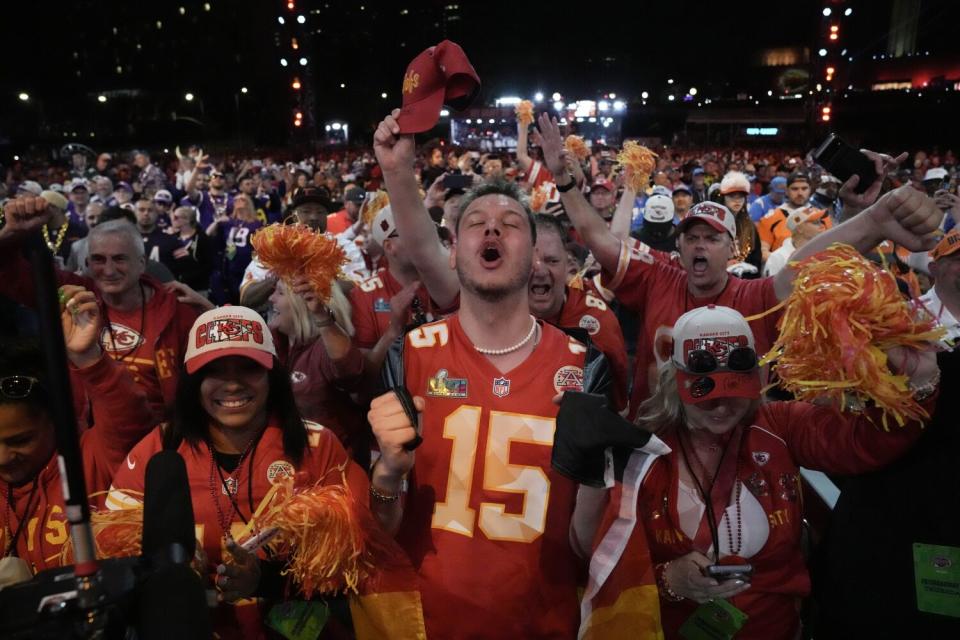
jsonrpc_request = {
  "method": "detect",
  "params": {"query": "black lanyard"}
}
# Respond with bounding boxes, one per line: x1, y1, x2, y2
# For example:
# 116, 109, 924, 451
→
4, 478, 41, 558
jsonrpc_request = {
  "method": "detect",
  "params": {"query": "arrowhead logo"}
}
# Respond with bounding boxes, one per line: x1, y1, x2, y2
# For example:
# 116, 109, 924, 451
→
126, 455, 136, 470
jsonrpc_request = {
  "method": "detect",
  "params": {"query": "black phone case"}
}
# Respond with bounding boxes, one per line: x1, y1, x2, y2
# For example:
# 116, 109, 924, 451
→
813, 134, 877, 194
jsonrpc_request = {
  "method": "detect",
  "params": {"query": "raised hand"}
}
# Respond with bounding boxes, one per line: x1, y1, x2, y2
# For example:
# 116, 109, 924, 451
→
0, 196, 53, 243
839, 150, 908, 211
533, 113, 567, 178
374, 109, 416, 175
368, 390, 425, 479
60, 285, 102, 369
866, 185, 944, 252
164, 281, 215, 312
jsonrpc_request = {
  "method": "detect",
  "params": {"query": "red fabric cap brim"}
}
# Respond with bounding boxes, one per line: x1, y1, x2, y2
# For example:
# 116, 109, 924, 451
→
185, 347, 275, 375
396, 89, 446, 134
676, 370, 761, 404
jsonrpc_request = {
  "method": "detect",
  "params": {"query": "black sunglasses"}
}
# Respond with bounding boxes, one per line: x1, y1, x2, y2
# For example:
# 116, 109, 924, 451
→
0, 375, 40, 399
683, 347, 758, 375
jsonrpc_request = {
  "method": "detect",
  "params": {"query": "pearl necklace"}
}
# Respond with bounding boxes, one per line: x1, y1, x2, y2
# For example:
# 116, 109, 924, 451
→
473, 315, 538, 356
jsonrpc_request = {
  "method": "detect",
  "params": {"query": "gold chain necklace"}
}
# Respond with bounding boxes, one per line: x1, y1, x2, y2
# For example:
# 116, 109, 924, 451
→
42, 210, 71, 254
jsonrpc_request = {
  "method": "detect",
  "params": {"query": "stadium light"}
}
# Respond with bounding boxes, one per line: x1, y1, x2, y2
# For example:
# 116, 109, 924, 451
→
845, 8, 852, 16
299, 57, 307, 66
440, 109, 450, 117
819, 48, 827, 57
241, 86, 248, 94
613, 100, 626, 111
689, 87, 698, 96
552, 100, 564, 111
534, 92, 544, 102
18, 92, 29, 101
184, 92, 194, 101
667, 95, 675, 102
495, 96, 521, 106
277, 16, 284, 24
297, 15, 305, 24
551, 92, 561, 101
292, 78, 301, 90
598, 100, 609, 111
823, 7, 831, 16
97, 95, 107, 103
280, 58, 288, 67
641, 91, 649, 99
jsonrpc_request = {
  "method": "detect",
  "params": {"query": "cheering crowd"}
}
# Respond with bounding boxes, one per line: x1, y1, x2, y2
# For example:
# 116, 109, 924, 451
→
2, 55, 960, 639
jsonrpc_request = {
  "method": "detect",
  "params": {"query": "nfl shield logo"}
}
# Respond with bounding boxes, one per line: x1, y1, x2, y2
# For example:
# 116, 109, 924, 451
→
492, 377, 511, 398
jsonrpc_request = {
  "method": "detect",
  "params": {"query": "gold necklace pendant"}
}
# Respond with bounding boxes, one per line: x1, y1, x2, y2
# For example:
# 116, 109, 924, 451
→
42, 211, 71, 254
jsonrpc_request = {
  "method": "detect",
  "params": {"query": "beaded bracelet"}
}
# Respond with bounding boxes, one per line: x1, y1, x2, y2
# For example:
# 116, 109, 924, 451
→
654, 561, 685, 602
369, 484, 401, 503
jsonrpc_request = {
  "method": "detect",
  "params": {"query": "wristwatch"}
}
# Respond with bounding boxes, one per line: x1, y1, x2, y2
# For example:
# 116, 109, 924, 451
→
556, 174, 577, 193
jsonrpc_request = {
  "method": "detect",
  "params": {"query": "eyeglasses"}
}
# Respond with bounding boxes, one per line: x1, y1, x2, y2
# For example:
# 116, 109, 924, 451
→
682, 347, 758, 375
0, 375, 41, 399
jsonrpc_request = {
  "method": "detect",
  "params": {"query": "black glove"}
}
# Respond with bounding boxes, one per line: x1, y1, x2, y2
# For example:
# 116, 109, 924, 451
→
552, 392, 652, 488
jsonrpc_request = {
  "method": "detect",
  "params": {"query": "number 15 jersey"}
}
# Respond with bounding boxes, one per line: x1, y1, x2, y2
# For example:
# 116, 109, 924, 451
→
383, 314, 610, 639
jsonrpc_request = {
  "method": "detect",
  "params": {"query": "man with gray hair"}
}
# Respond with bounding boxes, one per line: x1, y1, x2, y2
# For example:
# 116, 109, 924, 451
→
0, 198, 198, 420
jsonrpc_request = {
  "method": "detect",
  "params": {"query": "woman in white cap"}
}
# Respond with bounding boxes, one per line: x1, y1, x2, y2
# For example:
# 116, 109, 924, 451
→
718, 172, 762, 277
107, 305, 371, 639
573, 305, 939, 640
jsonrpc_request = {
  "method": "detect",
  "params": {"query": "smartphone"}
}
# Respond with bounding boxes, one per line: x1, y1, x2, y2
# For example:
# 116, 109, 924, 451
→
812, 133, 877, 194
706, 564, 753, 581
443, 174, 473, 190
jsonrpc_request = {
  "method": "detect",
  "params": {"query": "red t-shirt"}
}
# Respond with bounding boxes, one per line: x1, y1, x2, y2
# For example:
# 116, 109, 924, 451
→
525, 160, 555, 190
108, 421, 367, 640
554, 285, 629, 412
326, 210, 352, 235
98, 293, 178, 419
602, 238, 782, 419
348, 269, 457, 350
387, 315, 589, 638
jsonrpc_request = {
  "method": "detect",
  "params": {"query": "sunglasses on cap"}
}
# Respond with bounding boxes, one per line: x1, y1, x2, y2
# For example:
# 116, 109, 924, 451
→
0, 375, 41, 399
681, 347, 758, 375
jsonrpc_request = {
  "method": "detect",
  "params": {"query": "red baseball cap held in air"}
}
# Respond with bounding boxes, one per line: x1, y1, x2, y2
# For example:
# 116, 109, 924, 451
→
396, 40, 481, 134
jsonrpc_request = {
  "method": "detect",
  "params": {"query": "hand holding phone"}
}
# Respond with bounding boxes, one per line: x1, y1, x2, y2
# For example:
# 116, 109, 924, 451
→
705, 563, 753, 582
813, 134, 877, 194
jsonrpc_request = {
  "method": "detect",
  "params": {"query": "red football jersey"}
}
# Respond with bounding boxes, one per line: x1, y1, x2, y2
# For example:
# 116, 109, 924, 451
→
602, 237, 782, 419
349, 269, 457, 350
387, 314, 594, 638
555, 285, 629, 412
108, 421, 368, 640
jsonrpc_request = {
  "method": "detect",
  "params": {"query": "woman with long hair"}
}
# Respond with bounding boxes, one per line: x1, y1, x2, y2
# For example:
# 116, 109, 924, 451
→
268, 277, 368, 460
573, 305, 939, 639
718, 171, 763, 278
107, 305, 372, 639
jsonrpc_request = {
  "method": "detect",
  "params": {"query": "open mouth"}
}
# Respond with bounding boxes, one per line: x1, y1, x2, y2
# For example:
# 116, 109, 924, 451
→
692, 256, 708, 275
480, 242, 503, 268
530, 282, 552, 297
215, 396, 253, 410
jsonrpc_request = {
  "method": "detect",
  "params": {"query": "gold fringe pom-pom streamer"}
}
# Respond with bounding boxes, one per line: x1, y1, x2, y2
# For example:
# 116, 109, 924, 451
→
515, 100, 534, 127
59, 503, 144, 565
360, 190, 390, 227
564, 135, 591, 160
761, 243, 944, 429
529, 183, 551, 213
251, 224, 346, 303
243, 478, 370, 597
616, 141, 658, 192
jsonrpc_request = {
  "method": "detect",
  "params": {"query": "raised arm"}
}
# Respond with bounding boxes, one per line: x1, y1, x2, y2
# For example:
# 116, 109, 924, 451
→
373, 110, 459, 308
609, 182, 637, 242
772, 185, 943, 300
534, 113, 622, 274
516, 119, 533, 173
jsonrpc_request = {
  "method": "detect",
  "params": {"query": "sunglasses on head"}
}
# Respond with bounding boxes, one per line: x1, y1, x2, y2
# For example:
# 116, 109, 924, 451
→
682, 347, 758, 375
0, 375, 41, 399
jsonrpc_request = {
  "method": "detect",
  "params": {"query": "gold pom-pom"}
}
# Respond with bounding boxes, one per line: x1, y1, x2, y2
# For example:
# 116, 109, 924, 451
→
251, 224, 346, 302
761, 243, 944, 428
617, 141, 658, 192
360, 190, 389, 227
60, 504, 143, 565
529, 183, 551, 213
564, 135, 590, 160
515, 100, 535, 127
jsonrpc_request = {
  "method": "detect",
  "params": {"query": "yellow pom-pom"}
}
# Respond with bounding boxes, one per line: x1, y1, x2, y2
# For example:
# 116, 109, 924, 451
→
564, 135, 590, 160
60, 504, 144, 565
617, 141, 658, 192
529, 183, 551, 213
515, 100, 535, 126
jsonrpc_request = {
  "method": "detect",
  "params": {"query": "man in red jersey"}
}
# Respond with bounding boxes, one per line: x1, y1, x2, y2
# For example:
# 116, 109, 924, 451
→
535, 112, 942, 419
367, 109, 611, 638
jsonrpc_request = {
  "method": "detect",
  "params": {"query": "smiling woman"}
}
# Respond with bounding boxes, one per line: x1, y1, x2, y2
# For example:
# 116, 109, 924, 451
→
106, 304, 379, 639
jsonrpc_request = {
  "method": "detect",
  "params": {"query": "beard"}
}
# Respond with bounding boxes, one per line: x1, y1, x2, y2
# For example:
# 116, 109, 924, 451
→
456, 254, 532, 304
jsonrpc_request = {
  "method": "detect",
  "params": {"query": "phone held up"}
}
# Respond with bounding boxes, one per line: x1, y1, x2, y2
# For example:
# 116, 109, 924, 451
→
813, 133, 877, 194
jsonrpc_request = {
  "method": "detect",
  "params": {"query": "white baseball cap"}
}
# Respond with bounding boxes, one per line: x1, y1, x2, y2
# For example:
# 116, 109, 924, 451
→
371, 204, 397, 246
671, 305, 761, 404
643, 194, 675, 224
924, 167, 948, 182
184, 306, 276, 374
676, 201, 737, 239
